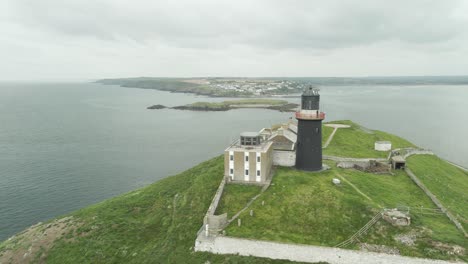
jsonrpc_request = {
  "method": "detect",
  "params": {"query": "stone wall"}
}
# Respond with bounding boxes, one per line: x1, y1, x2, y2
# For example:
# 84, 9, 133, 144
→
207, 214, 228, 235
203, 178, 228, 235
324, 155, 387, 162
337, 161, 370, 169
273, 150, 295, 167
405, 168, 467, 237
195, 236, 455, 264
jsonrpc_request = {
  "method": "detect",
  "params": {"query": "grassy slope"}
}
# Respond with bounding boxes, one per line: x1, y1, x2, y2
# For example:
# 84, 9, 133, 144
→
223, 99, 289, 106
406, 155, 468, 231
0, 157, 306, 264
223, 166, 466, 261
2, 121, 466, 263
321, 125, 334, 145
215, 184, 263, 218
323, 120, 416, 158
217, 119, 465, 261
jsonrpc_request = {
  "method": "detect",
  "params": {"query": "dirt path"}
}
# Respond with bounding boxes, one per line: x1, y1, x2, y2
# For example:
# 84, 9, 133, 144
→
323, 124, 350, 149
334, 172, 380, 208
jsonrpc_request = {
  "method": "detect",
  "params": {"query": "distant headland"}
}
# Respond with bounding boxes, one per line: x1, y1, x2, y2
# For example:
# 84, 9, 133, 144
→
147, 99, 299, 112
96, 76, 468, 98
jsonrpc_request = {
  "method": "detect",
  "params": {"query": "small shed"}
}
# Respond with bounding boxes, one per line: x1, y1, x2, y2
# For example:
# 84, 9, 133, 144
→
391, 156, 406, 170
375, 141, 392, 151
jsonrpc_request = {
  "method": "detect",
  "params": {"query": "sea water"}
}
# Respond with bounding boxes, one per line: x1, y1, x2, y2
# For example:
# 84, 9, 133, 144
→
0, 82, 467, 241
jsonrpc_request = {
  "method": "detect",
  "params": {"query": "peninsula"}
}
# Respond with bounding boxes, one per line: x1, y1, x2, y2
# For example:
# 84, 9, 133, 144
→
147, 99, 299, 112
96, 76, 468, 98
2, 89, 467, 264
1, 119, 466, 263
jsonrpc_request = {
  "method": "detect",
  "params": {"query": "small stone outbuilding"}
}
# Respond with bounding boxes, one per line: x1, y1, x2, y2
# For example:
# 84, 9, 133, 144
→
391, 156, 406, 170
382, 209, 411, 226
375, 141, 392, 151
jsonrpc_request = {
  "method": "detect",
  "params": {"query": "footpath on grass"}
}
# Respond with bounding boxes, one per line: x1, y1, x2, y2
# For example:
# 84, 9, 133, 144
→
195, 236, 460, 264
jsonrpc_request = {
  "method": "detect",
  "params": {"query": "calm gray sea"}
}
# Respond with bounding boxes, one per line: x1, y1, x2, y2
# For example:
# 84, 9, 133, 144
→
0, 82, 467, 241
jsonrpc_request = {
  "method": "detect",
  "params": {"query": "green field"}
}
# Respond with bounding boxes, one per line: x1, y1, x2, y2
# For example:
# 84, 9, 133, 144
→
406, 155, 468, 231
321, 124, 334, 145
323, 121, 416, 158
0, 157, 306, 264
223, 165, 466, 261
215, 121, 466, 261
215, 184, 263, 218
175, 99, 296, 111
223, 99, 290, 106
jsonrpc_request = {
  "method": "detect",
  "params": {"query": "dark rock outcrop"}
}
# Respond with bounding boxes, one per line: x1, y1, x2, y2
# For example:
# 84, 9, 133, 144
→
147, 104, 167, 110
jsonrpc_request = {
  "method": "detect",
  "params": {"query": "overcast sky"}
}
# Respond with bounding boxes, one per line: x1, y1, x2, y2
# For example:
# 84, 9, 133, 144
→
1, 0, 468, 80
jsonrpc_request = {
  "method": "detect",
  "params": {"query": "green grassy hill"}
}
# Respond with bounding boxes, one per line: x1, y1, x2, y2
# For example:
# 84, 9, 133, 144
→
322, 120, 415, 158
219, 165, 466, 261
1, 121, 466, 263
406, 155, 468, 231
0, 157, 307, 264
216, 121, 467, 262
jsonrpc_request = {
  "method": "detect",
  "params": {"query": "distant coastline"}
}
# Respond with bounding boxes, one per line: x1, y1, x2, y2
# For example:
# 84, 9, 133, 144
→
96, 76, 468, 98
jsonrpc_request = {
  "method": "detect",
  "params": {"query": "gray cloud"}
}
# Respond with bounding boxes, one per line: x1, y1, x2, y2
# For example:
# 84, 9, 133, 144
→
8, 0, 467, 48
1, 0, 468, 80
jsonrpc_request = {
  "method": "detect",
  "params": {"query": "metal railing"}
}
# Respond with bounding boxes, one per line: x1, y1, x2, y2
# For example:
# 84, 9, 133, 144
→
295, 112, 325, 120
335, 210, 384, 248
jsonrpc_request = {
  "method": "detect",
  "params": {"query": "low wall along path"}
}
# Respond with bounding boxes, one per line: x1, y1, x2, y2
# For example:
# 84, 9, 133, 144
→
195, 236, 459, 264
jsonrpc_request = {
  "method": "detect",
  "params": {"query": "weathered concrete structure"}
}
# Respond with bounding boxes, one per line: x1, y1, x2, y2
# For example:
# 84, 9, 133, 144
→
202, 179, 228, 236
273, 150, 296, 167
382, 209, 411, 226
375, 141, 392, 151
391, 156, 406, 170
224, 132, 273, 184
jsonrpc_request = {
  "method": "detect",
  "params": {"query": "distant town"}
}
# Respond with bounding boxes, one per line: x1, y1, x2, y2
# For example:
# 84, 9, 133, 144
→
182, 78, 305, 96
97, 75, 468, 98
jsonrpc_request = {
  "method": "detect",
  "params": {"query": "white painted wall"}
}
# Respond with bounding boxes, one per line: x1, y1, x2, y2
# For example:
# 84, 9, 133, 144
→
229, 151, 234, 180
244, 152, 250, 181
256, 152, 261, 182
273, 151, 295, 167
375, 142, 392, 151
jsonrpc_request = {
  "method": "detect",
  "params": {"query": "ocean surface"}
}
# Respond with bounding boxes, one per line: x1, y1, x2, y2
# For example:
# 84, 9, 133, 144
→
0, 82, 467, 241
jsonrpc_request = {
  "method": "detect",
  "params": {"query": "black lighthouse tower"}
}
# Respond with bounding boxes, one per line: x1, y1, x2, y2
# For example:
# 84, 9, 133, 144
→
295, 87, 325, 171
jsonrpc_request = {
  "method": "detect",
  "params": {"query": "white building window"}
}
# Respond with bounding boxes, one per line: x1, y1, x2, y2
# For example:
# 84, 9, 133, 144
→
244, 152, 250, 181
229, 151, 234, 179
255, 152, 261, 182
